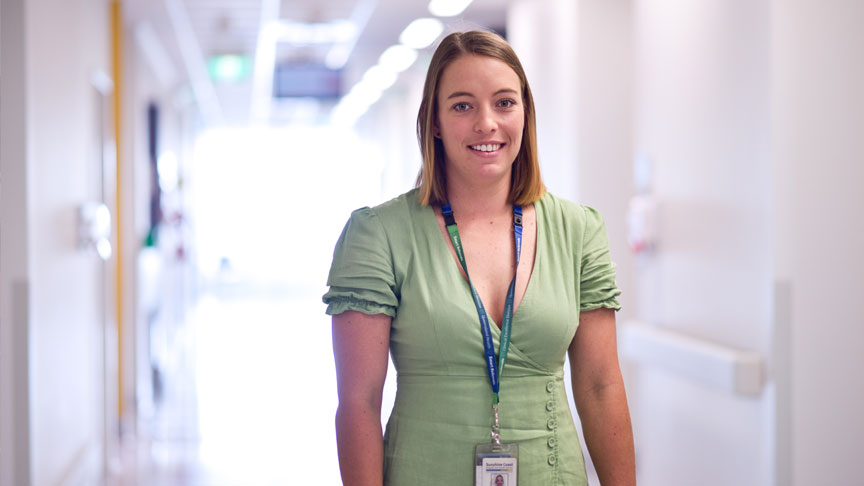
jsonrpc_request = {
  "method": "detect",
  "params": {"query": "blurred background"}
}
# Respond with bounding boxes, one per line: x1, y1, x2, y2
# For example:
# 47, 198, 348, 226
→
1, 0, 862, 485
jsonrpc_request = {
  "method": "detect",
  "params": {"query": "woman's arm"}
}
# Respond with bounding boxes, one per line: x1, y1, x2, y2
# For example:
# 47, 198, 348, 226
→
569, 307, 636, 486
332, 310, 392, 485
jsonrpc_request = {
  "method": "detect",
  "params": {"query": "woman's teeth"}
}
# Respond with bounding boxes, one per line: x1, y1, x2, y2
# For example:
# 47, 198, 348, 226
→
470, 144, 501, 152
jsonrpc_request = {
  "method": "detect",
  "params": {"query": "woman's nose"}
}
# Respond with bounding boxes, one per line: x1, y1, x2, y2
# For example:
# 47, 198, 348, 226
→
473, 105, 497, 133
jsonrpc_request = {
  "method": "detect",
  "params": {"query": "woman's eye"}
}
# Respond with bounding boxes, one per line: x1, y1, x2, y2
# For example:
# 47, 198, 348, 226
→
452, 102, 470, 112
498, 99, 516, 108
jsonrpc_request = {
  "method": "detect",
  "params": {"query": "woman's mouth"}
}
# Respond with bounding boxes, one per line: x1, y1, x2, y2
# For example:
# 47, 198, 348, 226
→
469, 143, 503, 153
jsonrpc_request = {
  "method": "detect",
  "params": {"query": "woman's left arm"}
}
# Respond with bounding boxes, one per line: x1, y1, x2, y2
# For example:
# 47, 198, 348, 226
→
569, 307, 635, 486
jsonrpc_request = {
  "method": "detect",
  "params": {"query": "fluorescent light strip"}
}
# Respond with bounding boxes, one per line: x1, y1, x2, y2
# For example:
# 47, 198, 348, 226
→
428, 0, 473, 17
379, 45, 418, 73
399, 18, 444, 49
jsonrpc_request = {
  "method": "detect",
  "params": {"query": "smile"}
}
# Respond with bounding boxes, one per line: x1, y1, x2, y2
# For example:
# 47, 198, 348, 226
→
469, 143, 503, 152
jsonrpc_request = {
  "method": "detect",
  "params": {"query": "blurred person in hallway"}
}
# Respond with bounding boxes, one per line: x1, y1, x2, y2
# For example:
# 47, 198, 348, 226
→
324, 30, 635, 485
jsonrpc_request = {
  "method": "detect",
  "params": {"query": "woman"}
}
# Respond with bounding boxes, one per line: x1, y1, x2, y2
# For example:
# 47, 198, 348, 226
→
324, 30, 635, 485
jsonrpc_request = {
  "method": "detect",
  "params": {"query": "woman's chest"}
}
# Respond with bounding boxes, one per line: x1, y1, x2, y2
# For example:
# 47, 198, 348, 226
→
436, 206, 538, 326
459, 227, 534, 326
391, 241, 578, 375
387, 205, 580, 374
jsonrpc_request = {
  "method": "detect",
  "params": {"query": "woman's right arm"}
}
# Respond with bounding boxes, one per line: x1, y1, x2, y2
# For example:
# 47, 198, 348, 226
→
332, 310, 392, 485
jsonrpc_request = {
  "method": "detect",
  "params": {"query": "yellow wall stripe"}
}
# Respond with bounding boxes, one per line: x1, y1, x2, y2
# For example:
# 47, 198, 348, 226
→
110, 0, 124, 422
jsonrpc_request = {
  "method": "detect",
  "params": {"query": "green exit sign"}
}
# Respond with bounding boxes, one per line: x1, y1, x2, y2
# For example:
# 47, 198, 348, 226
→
207, 54, 251, 82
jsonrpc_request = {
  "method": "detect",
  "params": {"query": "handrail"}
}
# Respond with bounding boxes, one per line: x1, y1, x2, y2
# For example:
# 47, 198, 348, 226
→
620, 321, 764, 396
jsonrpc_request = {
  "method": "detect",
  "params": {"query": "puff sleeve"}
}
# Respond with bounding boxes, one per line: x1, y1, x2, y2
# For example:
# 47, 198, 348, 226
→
323, 207, 398, 317
579, 206, 622, 312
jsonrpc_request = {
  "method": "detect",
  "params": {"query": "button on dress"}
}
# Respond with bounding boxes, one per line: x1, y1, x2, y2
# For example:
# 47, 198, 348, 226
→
324, 189, 621, 486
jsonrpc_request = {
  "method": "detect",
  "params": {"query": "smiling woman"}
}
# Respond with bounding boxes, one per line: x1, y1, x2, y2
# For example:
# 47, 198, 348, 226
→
434, 54, 525, 191
324, 30, 635, 486
415, 31, 543, 208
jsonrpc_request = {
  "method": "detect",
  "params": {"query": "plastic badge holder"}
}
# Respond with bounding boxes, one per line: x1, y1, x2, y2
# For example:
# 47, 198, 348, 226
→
475, 442, 518, 486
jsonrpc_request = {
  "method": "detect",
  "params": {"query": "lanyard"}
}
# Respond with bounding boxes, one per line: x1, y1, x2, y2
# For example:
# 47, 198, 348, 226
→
441, 203, 523, 405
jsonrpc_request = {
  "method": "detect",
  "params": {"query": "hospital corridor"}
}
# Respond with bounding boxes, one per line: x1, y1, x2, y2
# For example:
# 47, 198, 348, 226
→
1, 0, 863, 485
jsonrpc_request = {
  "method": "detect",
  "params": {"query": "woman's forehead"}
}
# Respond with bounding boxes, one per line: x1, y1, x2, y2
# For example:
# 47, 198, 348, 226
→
437, 55, 521, 97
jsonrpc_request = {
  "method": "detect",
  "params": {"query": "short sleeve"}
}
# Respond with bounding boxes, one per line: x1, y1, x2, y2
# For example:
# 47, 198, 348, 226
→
579, 206, 622, 312
322, 208, 398, 317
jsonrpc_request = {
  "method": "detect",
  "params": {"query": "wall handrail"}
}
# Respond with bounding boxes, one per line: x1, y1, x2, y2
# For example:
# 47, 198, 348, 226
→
620, 321, 764, 397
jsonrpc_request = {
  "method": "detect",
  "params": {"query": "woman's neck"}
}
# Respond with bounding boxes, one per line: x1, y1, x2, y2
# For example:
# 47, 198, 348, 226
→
444, 172, 512, 220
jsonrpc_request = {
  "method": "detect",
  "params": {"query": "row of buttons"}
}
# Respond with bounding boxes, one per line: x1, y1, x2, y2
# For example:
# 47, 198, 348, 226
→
546, 380, 558, 468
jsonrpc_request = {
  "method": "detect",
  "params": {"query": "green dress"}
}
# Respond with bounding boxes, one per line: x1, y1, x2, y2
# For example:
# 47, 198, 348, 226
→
323, 189, 621, 485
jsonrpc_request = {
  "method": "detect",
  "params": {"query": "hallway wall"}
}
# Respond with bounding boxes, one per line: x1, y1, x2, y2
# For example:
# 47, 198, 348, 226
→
29, 0, 112, 482
632, 1, 774, 484
771, 0, 864, 482
1, 0, 33, 483
1, 0, 112, 483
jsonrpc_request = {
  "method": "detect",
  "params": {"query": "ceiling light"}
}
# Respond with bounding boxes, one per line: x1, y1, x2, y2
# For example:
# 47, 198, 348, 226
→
349, 82, 384, 106
399, 18, 444, 49
362, 65, 398, 92
331, 81, 383, 126
378, 45, 418, 73
325, 44, 352, 70
428, 0, 473, 17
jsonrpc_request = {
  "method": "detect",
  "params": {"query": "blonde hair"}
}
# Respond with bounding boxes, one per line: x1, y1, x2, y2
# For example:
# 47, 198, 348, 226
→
415, 30, 545, 206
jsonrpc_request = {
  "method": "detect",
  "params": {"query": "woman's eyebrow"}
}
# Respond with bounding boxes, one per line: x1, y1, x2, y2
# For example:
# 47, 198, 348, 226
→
446, 88, 519, 99
494, 88, 519, 96
446, 91, 474, 99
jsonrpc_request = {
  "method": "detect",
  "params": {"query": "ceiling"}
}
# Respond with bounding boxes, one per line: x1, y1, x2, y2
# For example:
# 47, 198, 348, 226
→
124, 0, 510, 126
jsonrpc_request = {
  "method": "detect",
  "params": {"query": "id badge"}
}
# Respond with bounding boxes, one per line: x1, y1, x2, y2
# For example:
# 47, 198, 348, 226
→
475, 442, 518, 486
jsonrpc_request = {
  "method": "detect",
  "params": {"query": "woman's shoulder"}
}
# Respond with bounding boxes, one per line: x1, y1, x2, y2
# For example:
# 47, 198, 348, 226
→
535, 192, 611, 251
357, 187, 421, 222
370, 187, 422, 213
536, 191, 602, 225
346, 188, 423, 233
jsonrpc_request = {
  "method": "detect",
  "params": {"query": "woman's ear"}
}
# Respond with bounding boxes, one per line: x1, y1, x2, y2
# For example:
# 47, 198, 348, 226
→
433, 124, 441, 138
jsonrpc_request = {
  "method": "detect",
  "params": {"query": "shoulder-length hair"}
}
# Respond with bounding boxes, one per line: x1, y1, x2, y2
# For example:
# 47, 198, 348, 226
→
415, 30, 545, 206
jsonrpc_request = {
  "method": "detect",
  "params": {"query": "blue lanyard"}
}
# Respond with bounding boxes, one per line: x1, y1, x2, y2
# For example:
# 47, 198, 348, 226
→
441, 203, 523, 404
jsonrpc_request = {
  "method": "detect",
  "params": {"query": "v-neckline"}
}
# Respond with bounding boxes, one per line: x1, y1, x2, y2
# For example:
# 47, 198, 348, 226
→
426, 197, 543, 333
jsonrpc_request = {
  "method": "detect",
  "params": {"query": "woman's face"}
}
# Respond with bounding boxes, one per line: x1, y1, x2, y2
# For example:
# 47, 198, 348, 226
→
435, 54, 524, 187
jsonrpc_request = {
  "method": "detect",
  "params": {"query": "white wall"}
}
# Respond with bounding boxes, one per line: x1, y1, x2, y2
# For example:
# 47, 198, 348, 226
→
772, 0, 864, 483
1, 0, 111, 483
29, 0, 112, 482
632, 1, 774, 484
507, 0, 579, 201
1, 0, 33, 483
358, 68, 425, 203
